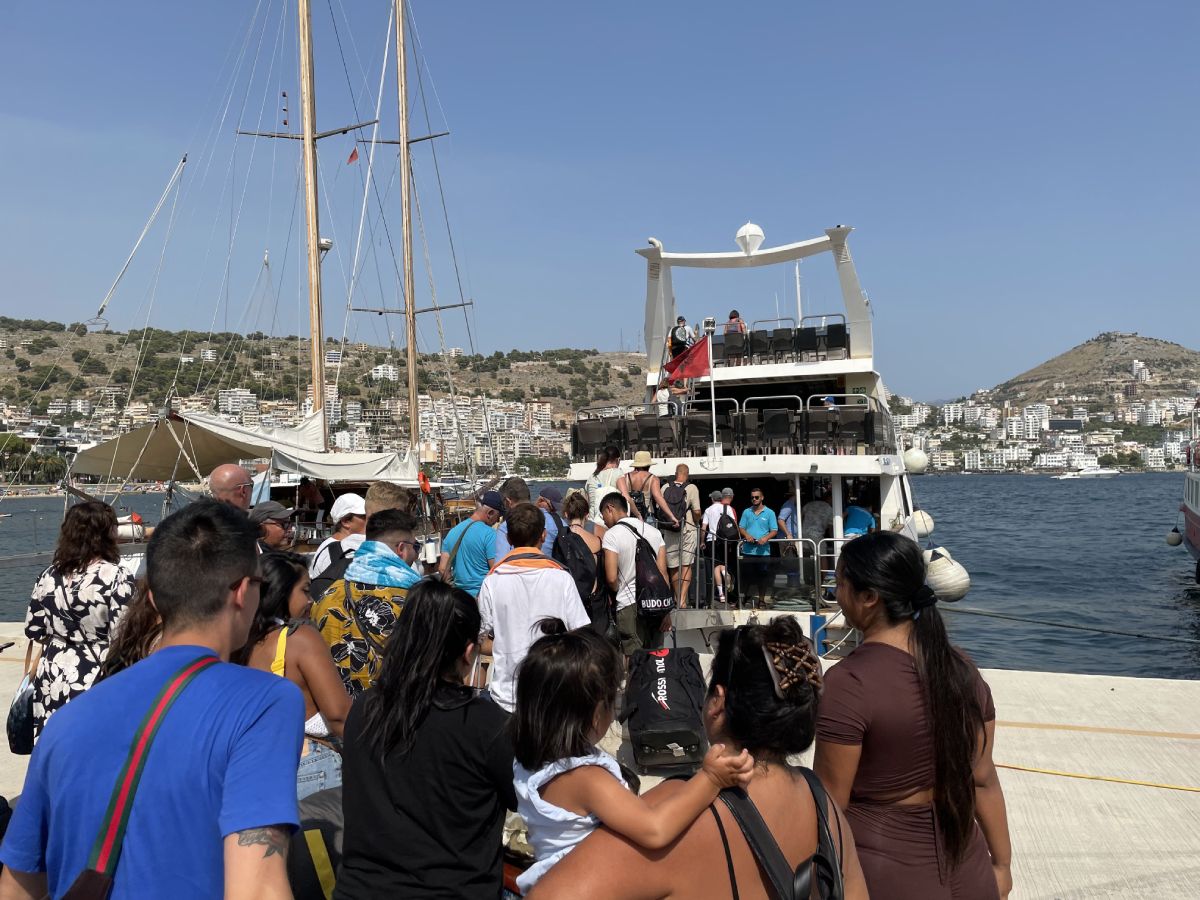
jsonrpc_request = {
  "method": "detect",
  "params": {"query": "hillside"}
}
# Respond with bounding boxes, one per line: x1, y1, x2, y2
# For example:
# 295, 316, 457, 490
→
989, 332, 1200, 404
0, 316, 648, 424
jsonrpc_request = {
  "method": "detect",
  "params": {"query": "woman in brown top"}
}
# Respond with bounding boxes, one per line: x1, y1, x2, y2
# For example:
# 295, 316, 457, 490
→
815, 532, 1012, 899
527, 616, 868, 899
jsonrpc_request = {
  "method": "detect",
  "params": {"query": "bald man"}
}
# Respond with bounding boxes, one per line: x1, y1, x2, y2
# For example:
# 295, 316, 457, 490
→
209, 464, 254, 511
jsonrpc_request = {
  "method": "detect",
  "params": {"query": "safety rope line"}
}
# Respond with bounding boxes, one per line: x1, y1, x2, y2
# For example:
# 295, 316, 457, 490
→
939, 605, 1200, 646
997, 720, 1200, 741
996, 763, 1200, 793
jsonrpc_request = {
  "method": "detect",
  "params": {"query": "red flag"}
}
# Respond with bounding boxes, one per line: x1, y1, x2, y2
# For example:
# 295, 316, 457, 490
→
663, 336, 711, 380
347, 146, 359, 164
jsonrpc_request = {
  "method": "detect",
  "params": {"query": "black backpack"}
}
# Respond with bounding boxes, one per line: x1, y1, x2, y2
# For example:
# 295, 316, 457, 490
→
659, 482, 689, 533
622, 645, 707, 772
715, 508, 740, 543
618, 521, 675, 617
309, 542, 354, 602
550, 514, 607, 618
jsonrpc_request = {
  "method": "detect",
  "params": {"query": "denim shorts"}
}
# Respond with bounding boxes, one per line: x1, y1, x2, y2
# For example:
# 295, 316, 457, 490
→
296, 739, 342, 800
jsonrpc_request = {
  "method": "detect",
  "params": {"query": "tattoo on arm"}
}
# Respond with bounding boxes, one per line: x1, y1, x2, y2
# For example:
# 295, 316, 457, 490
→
236, 826, 289, 859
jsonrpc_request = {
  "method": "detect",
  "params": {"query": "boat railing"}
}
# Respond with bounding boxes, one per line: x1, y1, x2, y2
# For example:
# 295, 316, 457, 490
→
571, 392, 892, 461
707, 310, 851, 367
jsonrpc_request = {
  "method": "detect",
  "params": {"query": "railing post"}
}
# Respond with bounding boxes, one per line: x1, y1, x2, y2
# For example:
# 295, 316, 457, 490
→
810, 613, 827, 656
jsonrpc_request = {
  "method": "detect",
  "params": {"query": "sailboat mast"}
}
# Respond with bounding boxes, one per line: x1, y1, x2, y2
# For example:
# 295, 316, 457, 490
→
395, 0, 419, 456
297, 0, 328, 446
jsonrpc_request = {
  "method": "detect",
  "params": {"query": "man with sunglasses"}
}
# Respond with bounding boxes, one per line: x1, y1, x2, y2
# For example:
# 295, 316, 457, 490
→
311, 508, 423, 696
738, 487, 779, 608
208, 463, 255, 511
249, 501, 297, 552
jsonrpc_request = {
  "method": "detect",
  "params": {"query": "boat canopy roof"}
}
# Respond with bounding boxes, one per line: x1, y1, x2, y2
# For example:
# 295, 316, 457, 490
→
70, 409, 418, 484
636, 225, 873, 369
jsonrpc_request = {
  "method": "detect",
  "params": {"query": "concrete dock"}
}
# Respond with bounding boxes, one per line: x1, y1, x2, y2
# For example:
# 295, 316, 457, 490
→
1, 624, 1197, 898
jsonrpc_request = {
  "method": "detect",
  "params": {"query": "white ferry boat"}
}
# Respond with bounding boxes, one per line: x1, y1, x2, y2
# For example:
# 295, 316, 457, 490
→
568, 223, 966, 648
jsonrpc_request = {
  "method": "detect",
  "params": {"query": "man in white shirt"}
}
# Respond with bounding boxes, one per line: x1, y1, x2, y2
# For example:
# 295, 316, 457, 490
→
308, 493, 367, 578
477, 503, 588, 713
599, 493, 669, 656
702, 488, 739, 604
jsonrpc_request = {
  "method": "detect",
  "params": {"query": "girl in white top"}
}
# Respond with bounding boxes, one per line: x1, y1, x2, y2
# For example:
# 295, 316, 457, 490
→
511, 621, 754, 892
585, 446, 623, 530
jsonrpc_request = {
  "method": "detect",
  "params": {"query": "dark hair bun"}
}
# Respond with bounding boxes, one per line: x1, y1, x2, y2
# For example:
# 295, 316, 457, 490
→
537, 617, 568, 637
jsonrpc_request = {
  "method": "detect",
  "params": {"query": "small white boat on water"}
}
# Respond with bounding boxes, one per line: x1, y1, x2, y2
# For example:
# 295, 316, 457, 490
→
1054, 466, 1120, 480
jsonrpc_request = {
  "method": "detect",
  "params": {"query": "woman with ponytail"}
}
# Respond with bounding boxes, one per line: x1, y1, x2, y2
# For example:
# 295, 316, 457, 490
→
336, 581, 517, 898
814, 531, 1012, 899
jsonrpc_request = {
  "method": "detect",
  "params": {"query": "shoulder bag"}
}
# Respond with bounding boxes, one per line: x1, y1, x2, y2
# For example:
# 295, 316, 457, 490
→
717, 768, 844, 900
60, 654, 220, 899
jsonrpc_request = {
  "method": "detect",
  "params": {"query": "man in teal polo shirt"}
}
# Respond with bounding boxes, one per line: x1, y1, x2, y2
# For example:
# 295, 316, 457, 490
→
738, 487, 779, 607
437, 490, 504, 597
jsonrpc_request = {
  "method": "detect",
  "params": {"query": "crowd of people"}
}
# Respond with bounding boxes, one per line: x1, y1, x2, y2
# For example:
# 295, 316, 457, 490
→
0, 462, 1011, 899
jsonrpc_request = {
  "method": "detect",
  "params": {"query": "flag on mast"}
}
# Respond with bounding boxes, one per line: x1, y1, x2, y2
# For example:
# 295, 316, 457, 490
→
347, 146, 359, 164
663, 336, 711, 380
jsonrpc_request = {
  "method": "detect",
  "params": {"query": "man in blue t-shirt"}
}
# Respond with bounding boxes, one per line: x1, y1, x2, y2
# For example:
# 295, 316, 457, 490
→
438, 490, 504, 597
0, 500, 304, 900
494, 477, 558, 558
738, 488, 779, 606
843, 500, 877, 537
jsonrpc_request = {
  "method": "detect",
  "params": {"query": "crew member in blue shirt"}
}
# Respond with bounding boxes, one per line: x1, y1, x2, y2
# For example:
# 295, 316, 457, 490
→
738, 488, 778, 607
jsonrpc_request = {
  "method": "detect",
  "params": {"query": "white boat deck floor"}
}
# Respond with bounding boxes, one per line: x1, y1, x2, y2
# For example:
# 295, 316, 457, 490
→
1, 626, 1197, 898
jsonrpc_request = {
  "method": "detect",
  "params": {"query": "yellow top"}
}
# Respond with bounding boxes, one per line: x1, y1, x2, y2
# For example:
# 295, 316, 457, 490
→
270, 627, 288, 677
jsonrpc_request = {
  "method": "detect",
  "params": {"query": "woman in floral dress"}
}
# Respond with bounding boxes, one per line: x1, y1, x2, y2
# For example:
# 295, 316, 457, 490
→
24, 500, 135, 740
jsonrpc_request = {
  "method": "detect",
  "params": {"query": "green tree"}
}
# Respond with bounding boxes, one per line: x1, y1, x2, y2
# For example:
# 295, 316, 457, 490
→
14, 357, 30, 372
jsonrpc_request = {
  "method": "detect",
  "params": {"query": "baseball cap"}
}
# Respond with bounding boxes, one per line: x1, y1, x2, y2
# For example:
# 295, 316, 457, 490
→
480, 490, 505, 516
249, 500, 296, 525
721, 487, 735, 498
676, 315, 686, 323
330, 493, 366, 523
538, 486, 564, 509
709, 489, 723, 502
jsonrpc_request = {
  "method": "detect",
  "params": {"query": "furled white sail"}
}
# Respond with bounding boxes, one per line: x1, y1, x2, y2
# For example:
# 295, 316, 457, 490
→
70, 408, 417, 485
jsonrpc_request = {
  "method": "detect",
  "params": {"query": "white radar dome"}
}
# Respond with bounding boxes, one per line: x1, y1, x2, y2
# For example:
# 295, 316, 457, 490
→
736, 222, 765, 256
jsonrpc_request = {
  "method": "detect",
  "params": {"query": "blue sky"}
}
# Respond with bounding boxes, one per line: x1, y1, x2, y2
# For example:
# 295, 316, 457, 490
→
1, 1, 1197, 400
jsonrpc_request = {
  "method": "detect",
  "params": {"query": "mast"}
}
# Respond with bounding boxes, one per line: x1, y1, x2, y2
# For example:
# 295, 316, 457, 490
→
297, 0, 327, 447
395, 0, 419, 456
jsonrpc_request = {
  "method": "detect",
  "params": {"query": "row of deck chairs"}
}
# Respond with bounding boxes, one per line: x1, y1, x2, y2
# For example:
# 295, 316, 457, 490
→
573, 406, 876, 459
710, 324, 849, 367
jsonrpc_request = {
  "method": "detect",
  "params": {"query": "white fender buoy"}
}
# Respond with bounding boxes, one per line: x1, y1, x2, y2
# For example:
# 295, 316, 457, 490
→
913, 509, 935, 539
903, 447, 929, 475
1166, 527, 1183, 547
923, 546, 970, 602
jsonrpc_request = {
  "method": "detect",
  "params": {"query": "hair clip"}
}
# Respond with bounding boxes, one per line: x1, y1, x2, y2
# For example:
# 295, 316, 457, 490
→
761, 645, 785, 699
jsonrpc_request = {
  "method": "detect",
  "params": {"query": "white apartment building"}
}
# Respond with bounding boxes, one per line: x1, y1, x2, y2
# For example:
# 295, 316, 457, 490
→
325, 350, 343, 367
344, 400, 363, 425
1035, 452, 1068, 469
200, 348, 218, 362
47, 399, 68, 417
369, 364, 400, 382
1144, 447, 1166, 469
218, 388, 258, 416
929, 450, 957, 470
1132, 359, 1150, 382
69, 398, 92, 415
941, 403, 965, 425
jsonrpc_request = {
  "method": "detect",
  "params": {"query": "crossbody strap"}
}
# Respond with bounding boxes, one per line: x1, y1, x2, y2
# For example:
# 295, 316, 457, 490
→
718, 787, 803, 900
87, 655, 220, 876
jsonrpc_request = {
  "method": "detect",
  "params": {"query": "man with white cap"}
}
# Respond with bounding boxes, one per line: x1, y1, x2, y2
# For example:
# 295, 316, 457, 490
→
309, 493, 367, 579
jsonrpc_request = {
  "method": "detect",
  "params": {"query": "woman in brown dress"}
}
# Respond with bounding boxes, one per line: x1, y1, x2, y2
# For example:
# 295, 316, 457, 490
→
814, 531, 1012, 899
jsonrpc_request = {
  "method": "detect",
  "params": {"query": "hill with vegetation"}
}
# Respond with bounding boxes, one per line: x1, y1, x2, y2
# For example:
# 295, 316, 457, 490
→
0, 316, 648, 425
989, 332, 1200, 404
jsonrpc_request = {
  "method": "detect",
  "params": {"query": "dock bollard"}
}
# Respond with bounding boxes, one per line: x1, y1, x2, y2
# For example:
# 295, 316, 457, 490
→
810, 614, 827, 656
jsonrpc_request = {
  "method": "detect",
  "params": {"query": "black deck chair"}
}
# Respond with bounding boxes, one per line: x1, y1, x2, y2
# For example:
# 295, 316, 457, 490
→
749, 330, 770, 363
724, 332, 747, 364
795, 327, 820, 361
823, 323, 848, 359
769, 328, 794, 362
762, 408, 794, 453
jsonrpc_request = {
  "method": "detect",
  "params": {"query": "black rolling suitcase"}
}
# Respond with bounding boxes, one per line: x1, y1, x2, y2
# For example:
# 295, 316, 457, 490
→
623, 644, 708, 772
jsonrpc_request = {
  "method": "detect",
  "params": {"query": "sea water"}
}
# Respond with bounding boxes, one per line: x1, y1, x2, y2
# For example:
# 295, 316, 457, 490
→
1, 474, 1195, 679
